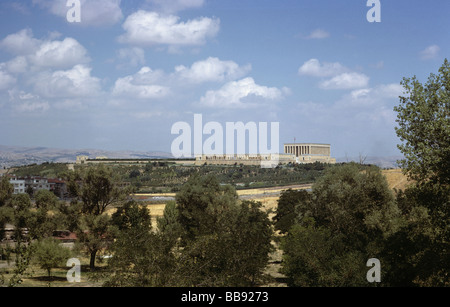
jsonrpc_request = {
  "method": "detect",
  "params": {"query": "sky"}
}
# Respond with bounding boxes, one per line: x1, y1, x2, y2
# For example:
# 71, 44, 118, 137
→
0, 0, 448, 159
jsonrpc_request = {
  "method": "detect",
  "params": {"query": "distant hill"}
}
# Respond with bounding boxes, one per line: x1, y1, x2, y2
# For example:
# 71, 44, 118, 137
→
0, 145, 173, 168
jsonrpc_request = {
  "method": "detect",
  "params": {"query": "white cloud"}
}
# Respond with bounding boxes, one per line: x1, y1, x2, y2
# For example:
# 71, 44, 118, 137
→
198, 77, 285, 109
30, 37, 90, 69
306, 29, 330, 39
0, 29, 40, 55
336, 83, 403, 108
111, 57, 251, 101
33, 0, 123, 27
6, 56, 28, 74
319, 72, 369, 90
112, 67, 170, 99
1, 29, 90, 70
174, 57, 251, 83
118, 10, 220, 48
420, 44, 440, 60
0, 68, 16, 91
298, 59, 347, 77
33, 65, 102, 98
299, 58, 369, 90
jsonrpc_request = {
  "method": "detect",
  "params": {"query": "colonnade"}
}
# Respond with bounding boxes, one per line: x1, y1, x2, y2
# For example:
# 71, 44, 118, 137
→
284, 144, 311, 157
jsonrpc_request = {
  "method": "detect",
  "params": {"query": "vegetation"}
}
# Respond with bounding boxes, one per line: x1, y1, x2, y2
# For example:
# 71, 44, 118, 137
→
10, 161, 330, 193
33, 237, 71, 278
278, 163, 400, 286
105, 175, 273, 287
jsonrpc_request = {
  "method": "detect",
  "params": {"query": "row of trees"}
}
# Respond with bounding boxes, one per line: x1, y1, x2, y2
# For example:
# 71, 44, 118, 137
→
106, 175, 273, 286
0, 165, 274, 286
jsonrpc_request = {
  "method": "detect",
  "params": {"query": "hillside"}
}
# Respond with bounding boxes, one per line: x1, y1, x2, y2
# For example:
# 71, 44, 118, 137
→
0, 145, 173, 168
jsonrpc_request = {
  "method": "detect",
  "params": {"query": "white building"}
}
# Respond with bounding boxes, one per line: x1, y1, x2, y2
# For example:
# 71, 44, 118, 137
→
9, 177, 26, 194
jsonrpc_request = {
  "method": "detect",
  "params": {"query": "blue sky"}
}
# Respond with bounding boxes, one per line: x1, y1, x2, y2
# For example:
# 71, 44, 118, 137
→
0, 0, 448, 158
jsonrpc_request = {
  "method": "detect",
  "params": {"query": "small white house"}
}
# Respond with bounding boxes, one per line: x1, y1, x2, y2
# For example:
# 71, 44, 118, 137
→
9, 177, 26, 194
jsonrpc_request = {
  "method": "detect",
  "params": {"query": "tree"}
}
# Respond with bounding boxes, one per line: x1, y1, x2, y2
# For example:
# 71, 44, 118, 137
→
273, 189, 312, 234
394, 58, 450, 185
28, 190, 60, 240
34, 189, 58, 210
386, 59, 450, 286
0, 176, 13, 207
281, 219, 367, 287
66, 165, 132, 271
106, 201, 175, 287
74, 165, 131, 215
105, 175, 274, 287
172, 175, 273, 286
280, 163, 401, 286
175, 173, 237, 241
33, 237, 71, 278
0, 176, 13, 240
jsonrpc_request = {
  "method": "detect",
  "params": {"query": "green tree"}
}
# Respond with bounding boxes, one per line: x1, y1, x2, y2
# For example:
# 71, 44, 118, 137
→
3, 193, 35, 286
33, 237, 71, 278
106, 201, 175, 287
172, 200, 273, 287
34, 189, 58, 210
175, 173, 237, 241
273, 189, 312, 234
281, 219, 367, 287
394, 58, 450, 185
385, 59, 450, 286
156, 200, 183, 244
281, 163, 401, 286
66, 165, 132, 271
0, 176, 13, 240
28, 190, 60, 240
172, 175, 273, 286
0, 176, 13, 207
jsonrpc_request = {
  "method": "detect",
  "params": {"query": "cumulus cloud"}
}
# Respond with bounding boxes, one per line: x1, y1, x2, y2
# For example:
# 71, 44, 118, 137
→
5, 56, 28, 74
0, 29, 41, 55
420, 44, 440, 60
0, 68, 16, 91
32, 0, 123, 27
111, 57, 251, 100
112, 67, 170, 99
198, 77, 286, 109
319, 72, 369, 90
174, 57, 251, 83
30, 37, 90, 69
0, 29, 90, 71
33, 65, 102, 98
299, 58, 369, 90
298, 59, 347, 77
118, 10, 220, 48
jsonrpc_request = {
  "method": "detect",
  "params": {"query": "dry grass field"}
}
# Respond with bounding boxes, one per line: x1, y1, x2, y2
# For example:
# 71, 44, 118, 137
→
381, 168, 413, 191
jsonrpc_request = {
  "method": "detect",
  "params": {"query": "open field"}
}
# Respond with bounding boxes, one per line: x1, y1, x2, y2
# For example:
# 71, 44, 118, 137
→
382, 168, 413, 191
